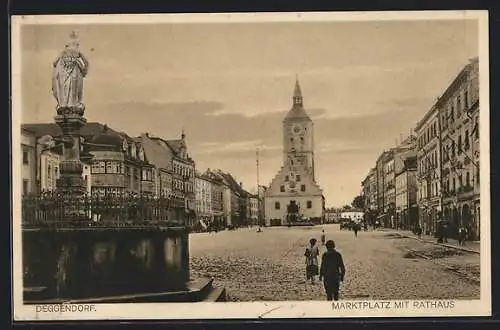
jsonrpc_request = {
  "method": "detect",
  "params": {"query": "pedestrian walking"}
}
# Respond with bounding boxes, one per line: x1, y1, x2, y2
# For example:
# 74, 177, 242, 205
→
353, 223, 359, 237
458, 227, 467, 246
321, 229, 326, 245
416, 225, 422, 239
319, 240, 346, 301
304, 238, 320, 284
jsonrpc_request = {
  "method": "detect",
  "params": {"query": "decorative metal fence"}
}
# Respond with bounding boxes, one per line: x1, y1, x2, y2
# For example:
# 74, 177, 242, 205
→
22, 191, 187, 228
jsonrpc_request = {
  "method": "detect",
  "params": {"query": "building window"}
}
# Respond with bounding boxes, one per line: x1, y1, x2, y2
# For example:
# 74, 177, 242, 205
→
106, 161, 113, 173
280, 185, 285, 192
296, 175, 301, 181
464, 130, 470, 150
307, 200, 312, 208
275, 202, 280, 210
290, 137, 294, 143
23, 179, 29, 195
285, 175, 289, 182
301, 184, 306, 192
23, 151, 29, 165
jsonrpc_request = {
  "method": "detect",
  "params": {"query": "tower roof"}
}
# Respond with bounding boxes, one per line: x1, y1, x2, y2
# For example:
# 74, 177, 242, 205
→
293, 76, 302, 99
284, 77, 311, 122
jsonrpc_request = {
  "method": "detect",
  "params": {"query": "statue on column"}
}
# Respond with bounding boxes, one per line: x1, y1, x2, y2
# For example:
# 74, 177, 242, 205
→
52, 31, 89, 114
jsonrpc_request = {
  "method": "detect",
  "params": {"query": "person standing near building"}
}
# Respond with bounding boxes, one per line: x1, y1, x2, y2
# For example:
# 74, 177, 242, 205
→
319, 240, 346, 301
304, 238, 320, 284
353, 223, 359, 237
321, 229, 326, 245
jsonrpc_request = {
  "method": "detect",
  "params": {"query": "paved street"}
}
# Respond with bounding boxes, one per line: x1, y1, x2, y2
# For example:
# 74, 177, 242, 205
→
189, 224, 480, 301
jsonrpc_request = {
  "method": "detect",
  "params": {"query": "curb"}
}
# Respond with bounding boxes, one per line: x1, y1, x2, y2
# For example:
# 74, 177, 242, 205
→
396, 233, 480, 254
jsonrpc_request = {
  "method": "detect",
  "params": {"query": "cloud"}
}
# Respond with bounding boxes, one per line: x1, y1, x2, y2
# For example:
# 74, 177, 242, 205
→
195, 140, 281, 155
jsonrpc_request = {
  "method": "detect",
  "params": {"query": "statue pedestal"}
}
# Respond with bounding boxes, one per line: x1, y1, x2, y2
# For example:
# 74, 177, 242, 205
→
23, 226, 193, 302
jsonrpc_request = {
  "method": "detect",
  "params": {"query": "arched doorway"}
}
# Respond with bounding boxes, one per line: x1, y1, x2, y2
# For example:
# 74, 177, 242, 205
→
444, 207, 450, 222
451, 207, 459, 239
286, 200, 299, 224
462, 204, 472, 239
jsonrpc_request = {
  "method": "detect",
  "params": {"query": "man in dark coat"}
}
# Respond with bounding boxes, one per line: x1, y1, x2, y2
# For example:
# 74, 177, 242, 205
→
319, 240, 346, 301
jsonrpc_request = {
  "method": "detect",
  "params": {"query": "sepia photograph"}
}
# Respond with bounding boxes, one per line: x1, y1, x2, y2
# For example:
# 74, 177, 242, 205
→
11, 11, 490, 320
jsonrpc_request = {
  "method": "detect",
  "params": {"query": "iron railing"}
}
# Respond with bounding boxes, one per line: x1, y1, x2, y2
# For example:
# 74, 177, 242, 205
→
22, 191, 187, 228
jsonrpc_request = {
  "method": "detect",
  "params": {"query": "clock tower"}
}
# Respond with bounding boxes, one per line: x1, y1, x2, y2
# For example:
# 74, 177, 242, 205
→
264, 77, 324, 226
283, 78, 315, 181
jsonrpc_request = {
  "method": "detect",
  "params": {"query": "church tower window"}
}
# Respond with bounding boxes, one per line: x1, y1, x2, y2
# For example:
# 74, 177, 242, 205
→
280, 185, 285, 192
275, 202, 280, 210
301, 184, 306, 192
307, 200, 312, 208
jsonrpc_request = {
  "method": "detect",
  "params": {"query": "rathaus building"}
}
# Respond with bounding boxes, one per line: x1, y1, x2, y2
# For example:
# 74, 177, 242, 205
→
264, 79, 325, 226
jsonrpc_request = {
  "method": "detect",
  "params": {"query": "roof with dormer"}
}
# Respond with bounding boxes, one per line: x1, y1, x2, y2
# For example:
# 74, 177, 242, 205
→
91, 125, 124, 148
137, 134, 173, 170
22, 122, 121, 140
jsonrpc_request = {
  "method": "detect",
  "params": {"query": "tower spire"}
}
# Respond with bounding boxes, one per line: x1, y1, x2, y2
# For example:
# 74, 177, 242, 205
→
293, 75, 303, 107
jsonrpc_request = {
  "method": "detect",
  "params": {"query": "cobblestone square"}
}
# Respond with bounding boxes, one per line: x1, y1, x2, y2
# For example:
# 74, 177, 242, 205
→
190, 224, 480, 301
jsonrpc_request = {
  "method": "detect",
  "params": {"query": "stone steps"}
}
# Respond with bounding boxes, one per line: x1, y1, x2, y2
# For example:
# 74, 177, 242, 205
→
24, 277, 226, 304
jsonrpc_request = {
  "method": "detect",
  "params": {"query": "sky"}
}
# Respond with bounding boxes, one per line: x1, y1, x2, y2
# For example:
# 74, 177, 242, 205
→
19, 18, 478, 207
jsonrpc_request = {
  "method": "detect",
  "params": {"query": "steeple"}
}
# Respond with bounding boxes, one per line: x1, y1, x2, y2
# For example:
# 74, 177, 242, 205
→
293, 75, 303, 107
284, 76, 311, 123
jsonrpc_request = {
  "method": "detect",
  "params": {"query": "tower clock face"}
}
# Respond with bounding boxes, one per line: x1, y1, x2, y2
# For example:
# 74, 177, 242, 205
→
292, 124, 302, 135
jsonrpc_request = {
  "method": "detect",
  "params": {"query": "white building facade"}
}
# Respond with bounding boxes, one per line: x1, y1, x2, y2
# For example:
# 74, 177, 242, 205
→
21, 129, 37, 195
195, 173, 213, 223
248, 195, 259, 225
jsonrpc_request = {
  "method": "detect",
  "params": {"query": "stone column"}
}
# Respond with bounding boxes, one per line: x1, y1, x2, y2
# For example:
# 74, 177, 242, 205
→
52, 31, 90, 218
55, 109, 87, 196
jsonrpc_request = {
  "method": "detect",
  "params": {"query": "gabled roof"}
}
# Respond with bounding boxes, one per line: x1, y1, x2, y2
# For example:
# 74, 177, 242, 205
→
214, 170, 245, 195
165, 139, 183, 154
138, 134, 173, 169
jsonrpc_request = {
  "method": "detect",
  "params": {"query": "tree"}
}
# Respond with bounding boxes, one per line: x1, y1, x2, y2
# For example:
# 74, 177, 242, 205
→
352, 195, 365, 210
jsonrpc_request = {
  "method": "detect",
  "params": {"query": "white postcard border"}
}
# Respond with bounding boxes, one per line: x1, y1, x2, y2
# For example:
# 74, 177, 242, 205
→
11, 10, 491, 320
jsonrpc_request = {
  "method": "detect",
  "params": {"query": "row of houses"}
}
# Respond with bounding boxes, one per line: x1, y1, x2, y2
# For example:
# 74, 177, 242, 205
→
20, 122, 259, 229
324, 208, 364, 224
361, 57, 480, 241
